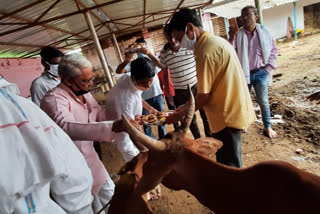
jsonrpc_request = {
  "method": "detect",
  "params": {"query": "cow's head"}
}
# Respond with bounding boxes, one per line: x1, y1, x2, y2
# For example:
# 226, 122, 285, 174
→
122, 87, 222, 191
109, 88, 222, 214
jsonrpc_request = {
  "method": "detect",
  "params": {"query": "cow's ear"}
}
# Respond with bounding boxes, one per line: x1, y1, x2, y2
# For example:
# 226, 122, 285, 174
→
194, 138, 223, 159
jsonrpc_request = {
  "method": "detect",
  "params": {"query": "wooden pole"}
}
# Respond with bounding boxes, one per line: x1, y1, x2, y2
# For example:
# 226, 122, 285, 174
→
84, 11, 114, 88
255, 0, 264, 24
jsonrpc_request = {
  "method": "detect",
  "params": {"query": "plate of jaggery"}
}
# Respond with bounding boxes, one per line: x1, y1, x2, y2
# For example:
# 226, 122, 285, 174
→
143, 111, 173, 126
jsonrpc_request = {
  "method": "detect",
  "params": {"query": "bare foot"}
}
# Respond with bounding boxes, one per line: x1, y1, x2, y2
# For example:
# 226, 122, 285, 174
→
264, 128, 277, 139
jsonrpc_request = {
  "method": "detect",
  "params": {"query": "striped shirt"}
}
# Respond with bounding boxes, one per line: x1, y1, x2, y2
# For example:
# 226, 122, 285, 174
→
159, 48, 197, 90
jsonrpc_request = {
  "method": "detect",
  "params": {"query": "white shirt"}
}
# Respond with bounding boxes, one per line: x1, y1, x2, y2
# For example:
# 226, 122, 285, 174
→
30, 71, 60, 106
104, 74, 140, 161
0, 80, 93, 214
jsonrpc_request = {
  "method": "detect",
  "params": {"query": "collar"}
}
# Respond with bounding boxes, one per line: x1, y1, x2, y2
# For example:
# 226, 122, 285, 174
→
194, 31, 209, 51
128, 76, 143, 94
43, 70, 59, 80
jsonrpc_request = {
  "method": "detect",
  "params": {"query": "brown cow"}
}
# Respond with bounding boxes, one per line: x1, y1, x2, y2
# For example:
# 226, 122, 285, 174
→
119, 87, 320, 214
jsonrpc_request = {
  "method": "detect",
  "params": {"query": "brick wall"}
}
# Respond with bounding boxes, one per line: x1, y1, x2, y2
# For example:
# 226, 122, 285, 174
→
149, 28, 167, 55
0, 58, 42, 97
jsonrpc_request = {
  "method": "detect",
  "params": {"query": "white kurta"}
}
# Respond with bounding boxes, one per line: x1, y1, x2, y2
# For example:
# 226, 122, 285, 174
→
0, 78, 93, 214
104, 75, 141, 162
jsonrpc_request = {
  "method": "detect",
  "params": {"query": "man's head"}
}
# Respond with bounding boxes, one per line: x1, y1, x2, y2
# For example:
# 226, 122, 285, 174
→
130, 57, 155, 91
58, 54, 94, 96
135, 38, 146, 44
164, 25, 180, 52
240, 6, 258, 30
40, 47, 64, 76
168, 8, 202, 50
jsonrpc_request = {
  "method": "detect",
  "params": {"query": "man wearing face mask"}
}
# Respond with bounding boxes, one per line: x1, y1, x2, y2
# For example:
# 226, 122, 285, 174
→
30, 46, 64, 106
167, 8, 256, 168
40, 54, 136, 214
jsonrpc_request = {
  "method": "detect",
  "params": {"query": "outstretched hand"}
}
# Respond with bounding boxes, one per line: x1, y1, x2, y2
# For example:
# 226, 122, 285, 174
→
164, 104, 186, 124
112, 119, 142, 133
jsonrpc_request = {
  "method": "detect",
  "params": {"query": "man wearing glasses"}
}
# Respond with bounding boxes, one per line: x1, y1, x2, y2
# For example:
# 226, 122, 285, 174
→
40, 54, 132, 214
232, 6, 278, 139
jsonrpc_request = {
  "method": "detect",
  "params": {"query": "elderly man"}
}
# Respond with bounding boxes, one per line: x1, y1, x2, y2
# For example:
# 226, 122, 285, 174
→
30, 46, 64, 105
232, 5, 278, 139
40, 54, 128, 213
167, 8, 256, 168
0, 77, 93, 214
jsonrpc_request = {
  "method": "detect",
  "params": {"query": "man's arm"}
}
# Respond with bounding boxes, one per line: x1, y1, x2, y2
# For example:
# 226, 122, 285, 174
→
116, 52, 133, 74
40, 93, 116, 142
163, 68, 174, 105
195, 93, 211, 111
139, 48, 165, 69
142, 98, 158, 114
264, 39, 278, 72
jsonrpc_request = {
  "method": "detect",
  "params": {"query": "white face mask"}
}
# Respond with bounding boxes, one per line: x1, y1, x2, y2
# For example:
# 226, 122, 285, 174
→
46, 63, 59, 77
180, 26, 196, 50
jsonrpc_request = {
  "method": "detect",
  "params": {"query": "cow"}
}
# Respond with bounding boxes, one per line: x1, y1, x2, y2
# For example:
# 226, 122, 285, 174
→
112, 88, 320, 214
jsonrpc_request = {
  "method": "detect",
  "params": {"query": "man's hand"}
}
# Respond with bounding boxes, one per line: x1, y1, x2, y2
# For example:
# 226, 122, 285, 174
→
135, 115, 145, 125
165, 104, 186, 124
124, 52, 134, 62
148, 107, 158, 115
137, 47, 150, 56
167, 95, 174, 106
112, 119, 142, 133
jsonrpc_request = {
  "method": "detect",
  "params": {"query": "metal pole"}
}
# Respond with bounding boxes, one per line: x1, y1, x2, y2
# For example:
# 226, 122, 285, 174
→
84, 11, 114, 88
112, 33, 123, 63
293, 1, 297, 40
224, 17, 230, 40
255, 0, 264, 24
198, 8, 204, 25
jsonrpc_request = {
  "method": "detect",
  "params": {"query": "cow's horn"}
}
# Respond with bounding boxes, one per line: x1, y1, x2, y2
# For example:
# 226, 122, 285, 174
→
121, 114, 167, 151
180, 85, 195, 133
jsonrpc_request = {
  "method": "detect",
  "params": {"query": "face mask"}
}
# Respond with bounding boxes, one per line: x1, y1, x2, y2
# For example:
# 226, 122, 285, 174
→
70, 80, 89, 96
180, 26, 197, 50
46, 63, 59, 77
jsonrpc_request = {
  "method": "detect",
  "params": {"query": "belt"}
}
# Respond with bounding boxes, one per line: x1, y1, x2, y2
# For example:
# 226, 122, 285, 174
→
250, 66, 265, 74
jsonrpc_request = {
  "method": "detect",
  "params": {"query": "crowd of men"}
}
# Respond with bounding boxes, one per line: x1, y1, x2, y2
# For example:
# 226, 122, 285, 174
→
1, 6, 279, 213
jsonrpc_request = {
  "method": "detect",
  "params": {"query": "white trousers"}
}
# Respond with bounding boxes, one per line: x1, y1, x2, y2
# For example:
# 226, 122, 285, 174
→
92, 173, 115, 214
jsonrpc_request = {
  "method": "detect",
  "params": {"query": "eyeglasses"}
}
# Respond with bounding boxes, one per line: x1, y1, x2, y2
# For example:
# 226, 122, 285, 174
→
241, 12, 255, 18
78, 77, 94, 85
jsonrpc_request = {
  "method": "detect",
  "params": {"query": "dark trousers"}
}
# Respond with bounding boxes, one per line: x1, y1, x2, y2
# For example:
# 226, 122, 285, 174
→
199, 108, 213, 137
174, 85, 201, 139
213, 127, 242, 168
93, 141, 102, 160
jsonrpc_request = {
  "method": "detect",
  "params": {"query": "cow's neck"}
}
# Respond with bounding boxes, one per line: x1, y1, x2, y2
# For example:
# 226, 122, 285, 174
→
173, 149, 243, 212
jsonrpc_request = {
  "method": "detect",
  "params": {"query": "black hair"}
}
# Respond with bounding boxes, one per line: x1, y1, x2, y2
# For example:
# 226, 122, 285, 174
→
131, 57, 155, 81
168, 8, 202, 33
163, 43, 170, 51
241, 5, 258, 15
40, 46, 64, 62
135, 38, 146, 44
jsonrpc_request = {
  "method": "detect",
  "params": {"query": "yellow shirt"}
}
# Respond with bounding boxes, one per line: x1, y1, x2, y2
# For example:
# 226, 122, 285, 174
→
194, 32, 256, 133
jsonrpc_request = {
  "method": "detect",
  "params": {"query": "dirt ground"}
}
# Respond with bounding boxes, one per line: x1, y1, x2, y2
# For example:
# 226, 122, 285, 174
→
101, 32, 320, 214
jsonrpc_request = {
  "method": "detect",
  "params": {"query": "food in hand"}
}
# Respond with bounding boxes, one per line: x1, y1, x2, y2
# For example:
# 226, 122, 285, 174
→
144, 114, 158, 123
